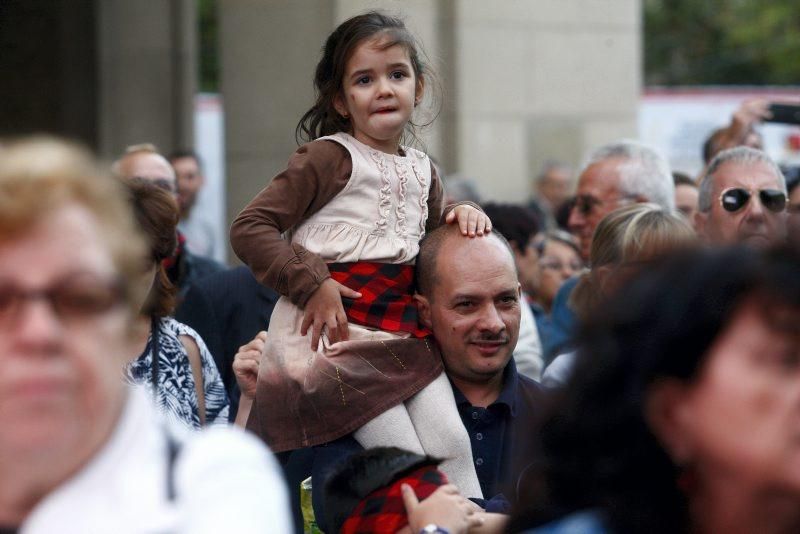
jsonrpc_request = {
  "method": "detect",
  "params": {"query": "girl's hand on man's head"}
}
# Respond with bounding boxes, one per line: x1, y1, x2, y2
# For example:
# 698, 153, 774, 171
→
446, 204, 492, 238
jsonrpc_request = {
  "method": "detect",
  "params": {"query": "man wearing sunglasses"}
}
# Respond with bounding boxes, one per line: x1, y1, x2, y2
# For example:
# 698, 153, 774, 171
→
697, 146, 788, 247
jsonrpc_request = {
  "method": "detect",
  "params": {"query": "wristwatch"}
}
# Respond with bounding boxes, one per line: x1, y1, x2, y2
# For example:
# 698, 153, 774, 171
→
419, 525, 450, 534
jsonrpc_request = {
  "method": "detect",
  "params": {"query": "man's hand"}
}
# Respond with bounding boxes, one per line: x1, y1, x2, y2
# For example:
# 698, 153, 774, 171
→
445, 204, 492, 237
233, 330, 267, 401
402, 483, 483, 534
301, 278, 361, 350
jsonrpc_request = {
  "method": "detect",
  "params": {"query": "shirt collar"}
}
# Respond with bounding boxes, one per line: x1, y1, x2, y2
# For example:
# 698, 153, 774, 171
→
451, 359, 520, 418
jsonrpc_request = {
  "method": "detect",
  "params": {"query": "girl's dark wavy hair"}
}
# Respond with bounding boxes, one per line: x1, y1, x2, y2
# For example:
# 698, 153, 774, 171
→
123, 178, 179, 318
509, 245, 800, 534
295, 11, 436, 147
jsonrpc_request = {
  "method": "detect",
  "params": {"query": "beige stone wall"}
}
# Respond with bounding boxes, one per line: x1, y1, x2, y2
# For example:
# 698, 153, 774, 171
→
451, 0, 641, 201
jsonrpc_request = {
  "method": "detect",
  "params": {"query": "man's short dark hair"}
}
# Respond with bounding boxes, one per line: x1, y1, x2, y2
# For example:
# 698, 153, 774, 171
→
167, 148, 203, 171
415, 224, 513, 298
672, 171, 696, 188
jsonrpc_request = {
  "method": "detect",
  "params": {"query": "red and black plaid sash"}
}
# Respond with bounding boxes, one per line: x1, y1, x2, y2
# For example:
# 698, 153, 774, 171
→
341, 465, 447, 534
328, 262, 432, 338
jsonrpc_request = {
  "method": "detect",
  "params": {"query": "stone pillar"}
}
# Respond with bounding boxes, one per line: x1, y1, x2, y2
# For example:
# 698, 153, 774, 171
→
451, 0, 641, 201
0, 1, 98, 147
219, 0, 335, 261
96, 0, 197, 159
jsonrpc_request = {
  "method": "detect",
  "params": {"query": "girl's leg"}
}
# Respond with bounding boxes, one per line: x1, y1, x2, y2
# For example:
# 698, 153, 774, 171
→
406, 372, 484, 498
353, 403, 425, 455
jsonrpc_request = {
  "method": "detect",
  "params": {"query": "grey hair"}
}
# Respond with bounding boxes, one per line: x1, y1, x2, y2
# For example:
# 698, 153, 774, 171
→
698, 146, 786, 213
585, 140, 675, 212
536, 159, 571, 184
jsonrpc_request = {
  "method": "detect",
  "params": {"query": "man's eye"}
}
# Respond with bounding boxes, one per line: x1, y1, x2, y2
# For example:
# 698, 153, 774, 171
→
455, 301, 473, 309
501, 296, 518, 305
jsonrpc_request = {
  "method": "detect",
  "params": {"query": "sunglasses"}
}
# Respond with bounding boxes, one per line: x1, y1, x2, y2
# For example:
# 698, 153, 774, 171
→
0, 273, 124, 328
719, 188, 788, 213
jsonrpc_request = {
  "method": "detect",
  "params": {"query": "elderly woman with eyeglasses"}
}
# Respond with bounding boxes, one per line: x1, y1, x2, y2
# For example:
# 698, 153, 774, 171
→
528, 231, 583, 337
0, 138, 291, 533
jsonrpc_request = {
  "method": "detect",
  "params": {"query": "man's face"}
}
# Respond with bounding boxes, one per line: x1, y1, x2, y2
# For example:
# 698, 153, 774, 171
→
787, 185, 800, 238
537, 168, 572, 211
675, 184, 699, 230
416, 234, 521, 386
171, 156, 205, 217
117, 152, 177, 197
698, 161, 787, 247
0, 205, 135, 469
567, 157, 628, 261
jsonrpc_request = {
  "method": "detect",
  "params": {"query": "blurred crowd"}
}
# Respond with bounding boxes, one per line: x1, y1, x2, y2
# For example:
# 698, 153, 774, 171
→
2, 11, 800, 534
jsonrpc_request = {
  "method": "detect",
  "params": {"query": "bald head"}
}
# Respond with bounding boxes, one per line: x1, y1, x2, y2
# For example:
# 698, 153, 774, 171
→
113, 149, 176, 195
416, 224, 515, 298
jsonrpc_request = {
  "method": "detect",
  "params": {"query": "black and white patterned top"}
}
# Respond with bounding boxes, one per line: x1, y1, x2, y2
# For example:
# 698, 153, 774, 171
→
126, 317, 229, 430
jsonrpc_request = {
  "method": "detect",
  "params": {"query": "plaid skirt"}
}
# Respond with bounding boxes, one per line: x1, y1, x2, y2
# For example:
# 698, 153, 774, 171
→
246, 296, 442, 452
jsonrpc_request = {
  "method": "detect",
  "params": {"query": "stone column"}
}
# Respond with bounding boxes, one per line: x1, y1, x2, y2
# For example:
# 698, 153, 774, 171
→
96, 0, 197, 159
219, 0, 335, 261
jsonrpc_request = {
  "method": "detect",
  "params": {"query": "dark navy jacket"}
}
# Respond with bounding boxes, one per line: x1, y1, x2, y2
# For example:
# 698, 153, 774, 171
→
311, 359, 546, 532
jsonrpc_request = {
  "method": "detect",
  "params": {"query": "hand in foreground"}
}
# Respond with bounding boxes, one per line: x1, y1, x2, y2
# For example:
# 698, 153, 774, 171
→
402, 483, 483, 534
301, 278, 361, 350
233, 330, 267, 401
445, 204, 492, 237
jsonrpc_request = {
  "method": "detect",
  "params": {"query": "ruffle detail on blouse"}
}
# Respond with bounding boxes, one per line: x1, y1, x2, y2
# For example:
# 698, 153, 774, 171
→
394, 157, 409, 237
292, 222, 420, 264
409, 155, 429, 238
370, 149, 393, 237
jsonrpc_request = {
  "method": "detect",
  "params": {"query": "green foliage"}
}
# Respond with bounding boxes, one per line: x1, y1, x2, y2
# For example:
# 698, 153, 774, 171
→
645, 0, 800, 85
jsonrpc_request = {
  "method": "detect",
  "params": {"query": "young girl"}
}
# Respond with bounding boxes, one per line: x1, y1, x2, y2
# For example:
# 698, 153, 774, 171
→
230, 11, 488, 498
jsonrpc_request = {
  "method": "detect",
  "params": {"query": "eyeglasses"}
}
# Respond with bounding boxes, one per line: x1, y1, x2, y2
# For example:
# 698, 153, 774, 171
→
719, 188, 788, 213
540, 258, 584, 273
573, 195, 602, 216
0, 273, 124, 328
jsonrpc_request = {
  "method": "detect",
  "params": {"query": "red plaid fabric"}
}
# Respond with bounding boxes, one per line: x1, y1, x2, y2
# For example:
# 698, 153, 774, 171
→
328, 262, 432, 338
341, 465, 447, 534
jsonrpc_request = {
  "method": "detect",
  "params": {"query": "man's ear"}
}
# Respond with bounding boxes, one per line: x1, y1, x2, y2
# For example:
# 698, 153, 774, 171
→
414, 294, 432, 329
695, 211, 708, 237
645, 378, 695, 465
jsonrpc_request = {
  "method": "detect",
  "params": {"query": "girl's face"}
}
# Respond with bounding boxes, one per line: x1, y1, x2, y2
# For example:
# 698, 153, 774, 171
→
334, 36, 422, 154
